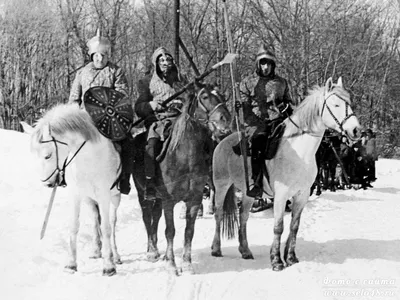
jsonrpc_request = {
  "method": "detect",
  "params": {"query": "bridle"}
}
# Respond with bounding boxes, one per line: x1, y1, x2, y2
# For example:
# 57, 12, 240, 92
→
195, 87, 228, 131
40, 136, 86, 187
321, 90, 355, 135
288, 88, 355, 138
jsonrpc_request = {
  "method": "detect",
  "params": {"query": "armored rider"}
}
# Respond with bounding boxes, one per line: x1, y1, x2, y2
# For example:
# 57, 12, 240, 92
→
235, 44, 294, 198
135, 47, 188, 202
68, 29, 133, 195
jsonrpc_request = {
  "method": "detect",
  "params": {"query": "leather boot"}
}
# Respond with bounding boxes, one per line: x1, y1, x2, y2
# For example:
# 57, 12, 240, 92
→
247, 139, 263, 198
118, 172, 131, 195
144, 177, 157, 202
246, 172, 263, 198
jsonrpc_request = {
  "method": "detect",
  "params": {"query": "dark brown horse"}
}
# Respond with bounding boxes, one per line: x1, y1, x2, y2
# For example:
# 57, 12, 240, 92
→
132, 82, 231, 275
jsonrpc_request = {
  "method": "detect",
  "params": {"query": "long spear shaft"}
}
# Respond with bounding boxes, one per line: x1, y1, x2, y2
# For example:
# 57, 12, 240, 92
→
40, 185, 58, 240
222, 0, 250, 191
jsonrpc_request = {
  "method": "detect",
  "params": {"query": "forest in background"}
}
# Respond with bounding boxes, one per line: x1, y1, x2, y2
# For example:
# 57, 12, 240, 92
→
1, 0, 400, 157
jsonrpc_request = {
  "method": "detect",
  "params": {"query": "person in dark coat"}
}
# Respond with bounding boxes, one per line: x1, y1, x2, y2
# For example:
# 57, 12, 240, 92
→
350, 139, 368, 189
339, 135, 353, 188
234, 44, 294, 198
134, 47, 188, 201
363, 128, 378, 186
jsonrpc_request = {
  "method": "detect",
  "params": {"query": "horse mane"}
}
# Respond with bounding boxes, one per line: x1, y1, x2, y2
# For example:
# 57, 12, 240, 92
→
169, 85, 208, 151
31, 104, 100, 149
285, 84, 349, 136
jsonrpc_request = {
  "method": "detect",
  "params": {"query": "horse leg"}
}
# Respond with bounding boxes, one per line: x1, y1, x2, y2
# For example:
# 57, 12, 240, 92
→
238, 194, 254, 259
110, 194, 122, 264
206, 186, 215, 215
98, 200, 116, 276
270, 194, 286, 271
181, 196, 202, 274
163, 200, 178, 275
65, 196, 81, 273
284, 191, 308, 267
211, 181, 231, 257
140, 195, 161, 261
87, 199, 102, 259
149, 198, 162, 260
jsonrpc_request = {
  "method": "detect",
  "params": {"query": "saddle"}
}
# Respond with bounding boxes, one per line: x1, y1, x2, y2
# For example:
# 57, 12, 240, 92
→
233, 118, 286, 160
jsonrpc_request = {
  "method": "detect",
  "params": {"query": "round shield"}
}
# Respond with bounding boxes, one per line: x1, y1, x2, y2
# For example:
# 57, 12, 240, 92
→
84, 86, 134, 141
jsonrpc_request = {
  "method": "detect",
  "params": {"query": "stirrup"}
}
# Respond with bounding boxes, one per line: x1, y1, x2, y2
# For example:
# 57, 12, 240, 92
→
246, 184, 262, 198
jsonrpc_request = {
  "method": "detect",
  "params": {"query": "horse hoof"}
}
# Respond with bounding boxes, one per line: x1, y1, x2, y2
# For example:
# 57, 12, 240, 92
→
181, 263, 195, 275
102, 268, 117, 276
241, 253, 254, 260
211, 250, 223, 257
165, 263, 180, 276
286, 256, 299, 267
147, 252, 160, 262
114, 258, 123, 265
64, 265, 77, 273
272, 264, 285, 271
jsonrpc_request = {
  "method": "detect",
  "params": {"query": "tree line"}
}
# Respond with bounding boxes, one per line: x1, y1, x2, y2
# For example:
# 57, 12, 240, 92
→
1, 0, 400, 157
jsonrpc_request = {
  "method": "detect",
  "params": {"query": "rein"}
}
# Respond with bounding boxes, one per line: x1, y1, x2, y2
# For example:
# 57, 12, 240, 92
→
40, 137, 86, 187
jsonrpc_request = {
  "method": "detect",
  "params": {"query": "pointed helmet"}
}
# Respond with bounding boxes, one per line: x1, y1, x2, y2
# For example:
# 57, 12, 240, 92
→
87, 29, 111, 56
255, 44, 276, 75
256, 44, 276, 63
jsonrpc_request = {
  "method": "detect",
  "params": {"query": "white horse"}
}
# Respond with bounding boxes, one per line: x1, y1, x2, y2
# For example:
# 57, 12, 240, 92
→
211, 77, 362, 271
26, 104, 122, 276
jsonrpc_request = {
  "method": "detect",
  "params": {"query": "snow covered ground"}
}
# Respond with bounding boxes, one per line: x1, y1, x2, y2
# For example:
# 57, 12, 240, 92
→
0, 128, 399, 300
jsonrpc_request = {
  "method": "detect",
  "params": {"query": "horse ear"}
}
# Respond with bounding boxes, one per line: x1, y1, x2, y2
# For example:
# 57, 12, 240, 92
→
193, 80, 205, 92
337, 77, 343, 87
325, 77, 334, 93
42, 123, 52, 140
20, 121, 34, 134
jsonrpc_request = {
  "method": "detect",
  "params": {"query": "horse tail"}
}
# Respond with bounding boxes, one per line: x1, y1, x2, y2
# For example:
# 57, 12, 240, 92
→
222, 184, 238, 240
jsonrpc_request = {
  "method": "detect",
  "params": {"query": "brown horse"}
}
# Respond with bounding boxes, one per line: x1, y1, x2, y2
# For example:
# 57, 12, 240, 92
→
132, 82, 231, 275
211, 77, 361, 271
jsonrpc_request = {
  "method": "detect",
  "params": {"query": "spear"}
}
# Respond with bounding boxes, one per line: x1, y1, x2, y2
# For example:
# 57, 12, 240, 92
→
222, 0, 250, 192
131, 52, 238, 127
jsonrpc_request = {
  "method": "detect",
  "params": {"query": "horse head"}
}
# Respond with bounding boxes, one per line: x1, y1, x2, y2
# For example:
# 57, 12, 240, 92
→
190, 82, 232, 142
28, 105, 98, 188
30, 121, 70, 188
321, 77, 361, 141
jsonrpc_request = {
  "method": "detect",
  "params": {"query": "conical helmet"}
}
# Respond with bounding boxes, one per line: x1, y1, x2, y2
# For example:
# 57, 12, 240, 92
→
256, 44, 276, 64
151, 47, 173, 66
87, 29, 111, 56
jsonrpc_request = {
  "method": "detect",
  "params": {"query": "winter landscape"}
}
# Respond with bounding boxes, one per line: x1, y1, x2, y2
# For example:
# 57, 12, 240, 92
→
0, 127, 399, 300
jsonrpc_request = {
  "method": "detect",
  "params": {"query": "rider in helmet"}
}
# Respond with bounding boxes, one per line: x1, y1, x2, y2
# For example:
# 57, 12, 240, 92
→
135, 46, 187, 202
235, 44, 294, 198
68, 29, 133, 195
